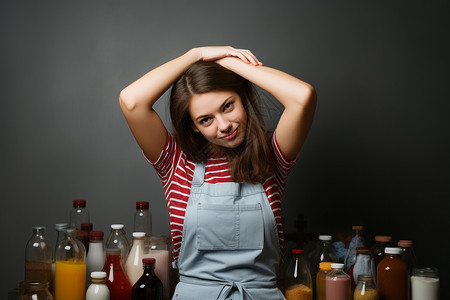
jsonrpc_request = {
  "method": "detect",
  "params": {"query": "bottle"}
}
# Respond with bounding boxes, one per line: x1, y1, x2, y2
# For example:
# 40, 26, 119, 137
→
25, 227, 52, 286
86, 231, 106, 279
377, 247, 409, 300
134, 201, 152, 253
353, 275, 378, 300
103, 248, 132, 300
325, 263, 351, 300
77, 222, 93, 254
52, 223, 68, 295
308, 235, 338, 297
21, 282, 54, 300
370, 236, 392, 266
105, 224, 131, 267
131, 258, 163, 300
410, 267, 439, 300
347, 248, 376, 290
126, 232, 146, 286
86, 271, 111, 300
284, 249, 313, 300
69, 199, 90, 230
145, 235, 171, 299
398, 240, 418, 274
55, 228, 87, 300
316, 262, 332, 300
344, 226, 366, 271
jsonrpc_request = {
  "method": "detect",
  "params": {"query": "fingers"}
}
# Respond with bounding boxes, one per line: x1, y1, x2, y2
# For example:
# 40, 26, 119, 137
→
228, 48, 262, 66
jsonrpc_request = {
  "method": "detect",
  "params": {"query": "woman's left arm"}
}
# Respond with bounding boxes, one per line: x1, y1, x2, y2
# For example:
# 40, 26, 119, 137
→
216, 55, 317, 160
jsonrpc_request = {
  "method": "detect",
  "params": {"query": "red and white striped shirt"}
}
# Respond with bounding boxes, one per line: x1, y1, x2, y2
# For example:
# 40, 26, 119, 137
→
149, 131, 296, 261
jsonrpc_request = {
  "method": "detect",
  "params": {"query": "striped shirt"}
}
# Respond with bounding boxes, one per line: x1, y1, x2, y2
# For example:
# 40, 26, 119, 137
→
149, 131, 296, 261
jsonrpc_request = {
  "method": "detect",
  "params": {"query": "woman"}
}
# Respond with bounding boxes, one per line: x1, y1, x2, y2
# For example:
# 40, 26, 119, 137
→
120, 46, 316, 300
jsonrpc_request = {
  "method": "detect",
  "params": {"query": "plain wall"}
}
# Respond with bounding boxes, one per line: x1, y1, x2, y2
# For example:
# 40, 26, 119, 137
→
2, 0, 449, 297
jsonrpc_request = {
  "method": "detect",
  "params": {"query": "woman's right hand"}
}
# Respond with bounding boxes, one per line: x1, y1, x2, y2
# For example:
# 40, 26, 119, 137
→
195, 46, 263, 66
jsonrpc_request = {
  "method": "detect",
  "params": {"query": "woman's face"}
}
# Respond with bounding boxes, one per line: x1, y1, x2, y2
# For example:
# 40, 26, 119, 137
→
189, 90, 248, 149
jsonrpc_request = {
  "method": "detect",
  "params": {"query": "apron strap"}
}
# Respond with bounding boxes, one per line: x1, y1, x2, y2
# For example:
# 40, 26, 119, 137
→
192, 161, 206, 187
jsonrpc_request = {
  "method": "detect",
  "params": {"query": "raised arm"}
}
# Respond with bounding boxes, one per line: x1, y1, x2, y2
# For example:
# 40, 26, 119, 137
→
216, 56, 317, 161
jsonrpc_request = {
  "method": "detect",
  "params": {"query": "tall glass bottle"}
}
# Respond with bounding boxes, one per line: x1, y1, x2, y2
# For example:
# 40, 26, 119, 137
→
145, 235, 170, 299
25, 226, 52, 286
347, 248, 376, 290
344, 226, 366, 271
69, 199, 90, 230
52, 223, 68, 295
106, 224, 131, 267
21, 282, 54, 300
103, 248, 132, 300
370, 235, 392, 266
55, 228, 86, 300
134, 201, 152, 253
86, 271, 111, 300
377, 247, 409, 300
131, 258, 163, 300
325, 263, 351, 300
353, 275, 378, 300
126, 232, 146, 286
86, 230, 106, 279
308, 235, 338, 297
398, 240, 418, 274
284, 249, 313, 300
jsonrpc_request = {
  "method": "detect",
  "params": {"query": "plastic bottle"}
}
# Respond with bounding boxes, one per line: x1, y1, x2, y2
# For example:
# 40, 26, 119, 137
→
353, 275, 378, 300
370, 235, 392, 266
131, 258, 163, 300
126, 232, 146, 286
86, 231, 106, 279
106, 224, 131, 268
284, 249, 313, 300
411, 267, 439, 300
52, 223, 68, 295
134, 201, 152, 253
344, 226, 366, 271
103, 248, 132, 300
316, 262, 332, 300
55, 228, 86, 300
21, 282, 54, 300
25, 226, 52, 286
145, 235, 170, 299
377, 247, 409, 300
308, 235, 338, 297
347, 248, 376, 290
325, 263, 351, 300
77, 222, 93, 254
398, 240, 418, 274
86, 271, 111, 300
69, 199, 90, 230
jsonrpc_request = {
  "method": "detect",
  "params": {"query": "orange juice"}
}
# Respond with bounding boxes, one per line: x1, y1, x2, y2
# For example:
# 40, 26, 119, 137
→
55, 260, 86, 300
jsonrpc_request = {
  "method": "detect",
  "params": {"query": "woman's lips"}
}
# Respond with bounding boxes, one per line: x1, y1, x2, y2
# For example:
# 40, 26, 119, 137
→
221, 129, 238, 140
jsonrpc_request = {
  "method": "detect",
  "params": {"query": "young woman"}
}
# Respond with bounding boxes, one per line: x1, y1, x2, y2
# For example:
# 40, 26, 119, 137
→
120, 46, 316, 300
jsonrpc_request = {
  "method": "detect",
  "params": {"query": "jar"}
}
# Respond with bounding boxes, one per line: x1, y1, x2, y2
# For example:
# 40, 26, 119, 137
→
353, 275, 378, 300
145, 236, 170, 299
411, 267, 439, 300
22, 282, 53, 300
377, 247, 409, 300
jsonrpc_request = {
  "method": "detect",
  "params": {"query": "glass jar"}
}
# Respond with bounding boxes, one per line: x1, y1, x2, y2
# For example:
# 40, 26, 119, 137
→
325, 263, 351, 300
411, 267, 439, 300
284, 249, 313, 300
377, 247, 409, 300
353, 275, 378, 300
316, 262, 332, 300
145, 236, 170, 299
21, 282, 53, 300
25, 227, 52, 286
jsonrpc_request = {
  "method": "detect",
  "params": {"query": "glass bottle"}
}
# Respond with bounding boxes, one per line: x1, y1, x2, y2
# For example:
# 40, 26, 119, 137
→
77, 222, 93, 254
131, 258, 163, 300
370, 236, 392, 266
284, 249, 313, 300
103, 248, 132, 300
105, 224, 131, 268
52, 223, 68, 295
145, 236, 171, 299
316, 262, 332, 300
86, 271, 111, 300
377, 247, 409, 300
55, 228, 86, 300
86, 230, 106, 279
325, 263, 351, 300
353, 275, 378, 300
25, 226, 52, 286
347, 248, 376, 290
69, 199, 90, 230
21, 282, 54, 300
398, 240, 418, 274
344, 226, 366, 271
126, 232, 146, 286
411, 267, 439, 300
134, 201, 152, 253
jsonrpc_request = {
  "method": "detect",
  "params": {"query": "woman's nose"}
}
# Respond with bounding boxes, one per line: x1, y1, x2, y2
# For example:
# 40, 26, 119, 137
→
217, 117, 232, 133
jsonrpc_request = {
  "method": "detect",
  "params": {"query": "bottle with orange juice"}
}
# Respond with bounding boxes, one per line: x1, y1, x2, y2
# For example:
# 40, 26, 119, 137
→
55, 228, 86, 300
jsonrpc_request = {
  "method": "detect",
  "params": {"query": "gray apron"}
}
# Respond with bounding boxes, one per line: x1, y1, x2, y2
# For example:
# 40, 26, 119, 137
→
172, 162, 286, 300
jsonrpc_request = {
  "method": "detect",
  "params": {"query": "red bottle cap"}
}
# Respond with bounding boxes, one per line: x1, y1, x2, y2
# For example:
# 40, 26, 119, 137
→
398, 240, 413, 247
291, 249, 304, 254
81, 222, 93, 230
136, 201, 149, 210
90, 230, 104, 241
73, 200, 86, 208
143, 258, 156, 264
375, 235, 392, 242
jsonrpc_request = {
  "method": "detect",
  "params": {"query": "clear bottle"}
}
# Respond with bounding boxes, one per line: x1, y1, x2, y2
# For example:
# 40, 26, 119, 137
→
131, 258, 163, 300
86, 271, 111, 300
411, 267, 439, 300
134, 201, 152, 253
103, 248, 132, 300
347, 248, 376, 290
105, 224, 131, 268
126, 232, 146, 286
398, 240, 418, 274
308, 235, 338, 297
344, 226, 366, 271
284, 249, 313, 300
353, 275, 378, 300
52, 223, 68, 296
86, 231, 106, 279
145, 236, 171, 299
370, 236, 392, 266
55, 228, 87, 300
325, 263, 351, 300
377, 247, 409, 300
316, 262, 333, 300
77, 222, 93, 254
25, 227, 53, 286
21, 282, 54, 300
69, 199, 90, 230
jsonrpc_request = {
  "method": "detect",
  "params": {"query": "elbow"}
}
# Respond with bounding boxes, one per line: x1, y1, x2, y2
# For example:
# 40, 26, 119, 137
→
119, 88, 136, 112
295, 84, 317, 110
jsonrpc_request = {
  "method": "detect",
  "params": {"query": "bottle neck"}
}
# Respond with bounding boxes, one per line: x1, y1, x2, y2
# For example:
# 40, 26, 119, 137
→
143, 264, 156, 276
91, 278, 106, 284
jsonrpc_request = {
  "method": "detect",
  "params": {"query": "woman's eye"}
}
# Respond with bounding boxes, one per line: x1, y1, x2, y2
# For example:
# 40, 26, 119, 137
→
224, 102, 233, 111
200, 117, 211, 125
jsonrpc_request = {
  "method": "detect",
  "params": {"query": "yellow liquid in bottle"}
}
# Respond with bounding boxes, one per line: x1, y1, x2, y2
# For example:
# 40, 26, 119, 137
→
55, 260, 86, 300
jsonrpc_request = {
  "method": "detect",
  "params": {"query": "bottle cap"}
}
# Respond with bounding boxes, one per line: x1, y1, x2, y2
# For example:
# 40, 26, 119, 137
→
319, 235, 332, 241
111, 224, 124, 230
133, 232, 146, 238
375, 235, 392, 242
143, 258, 156, 264
105, 248, 121, 254
291, 249, 304, 254
136, 201, 149, 210
91, 271, 107, 279
319, 262, 333, 270
357, 275, 374, 281
331, 263, 344, 269
65, 228, 77, 236
385, 247, 402, 254
398, 240, 413, 247
32, 226, 46, 233
73, 199, 86, 208
352, 226, 363, 230
90, 230, 104, 241
412, 267, 438, 278
55, 223, 69, 230
81, 222, 93, 230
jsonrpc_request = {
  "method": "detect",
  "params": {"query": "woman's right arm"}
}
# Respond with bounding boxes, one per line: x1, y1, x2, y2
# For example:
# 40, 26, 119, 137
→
119, 47, 260, 162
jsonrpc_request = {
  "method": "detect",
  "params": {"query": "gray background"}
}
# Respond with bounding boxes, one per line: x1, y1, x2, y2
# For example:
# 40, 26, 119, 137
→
2, 0, 449, 297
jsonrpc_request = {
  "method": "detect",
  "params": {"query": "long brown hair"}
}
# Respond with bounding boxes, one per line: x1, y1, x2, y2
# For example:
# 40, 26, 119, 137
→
169, 61, 275, 183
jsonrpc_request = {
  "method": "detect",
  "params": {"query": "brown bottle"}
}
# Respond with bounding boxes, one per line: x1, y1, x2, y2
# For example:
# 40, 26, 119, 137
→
377, 247, 409, 300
